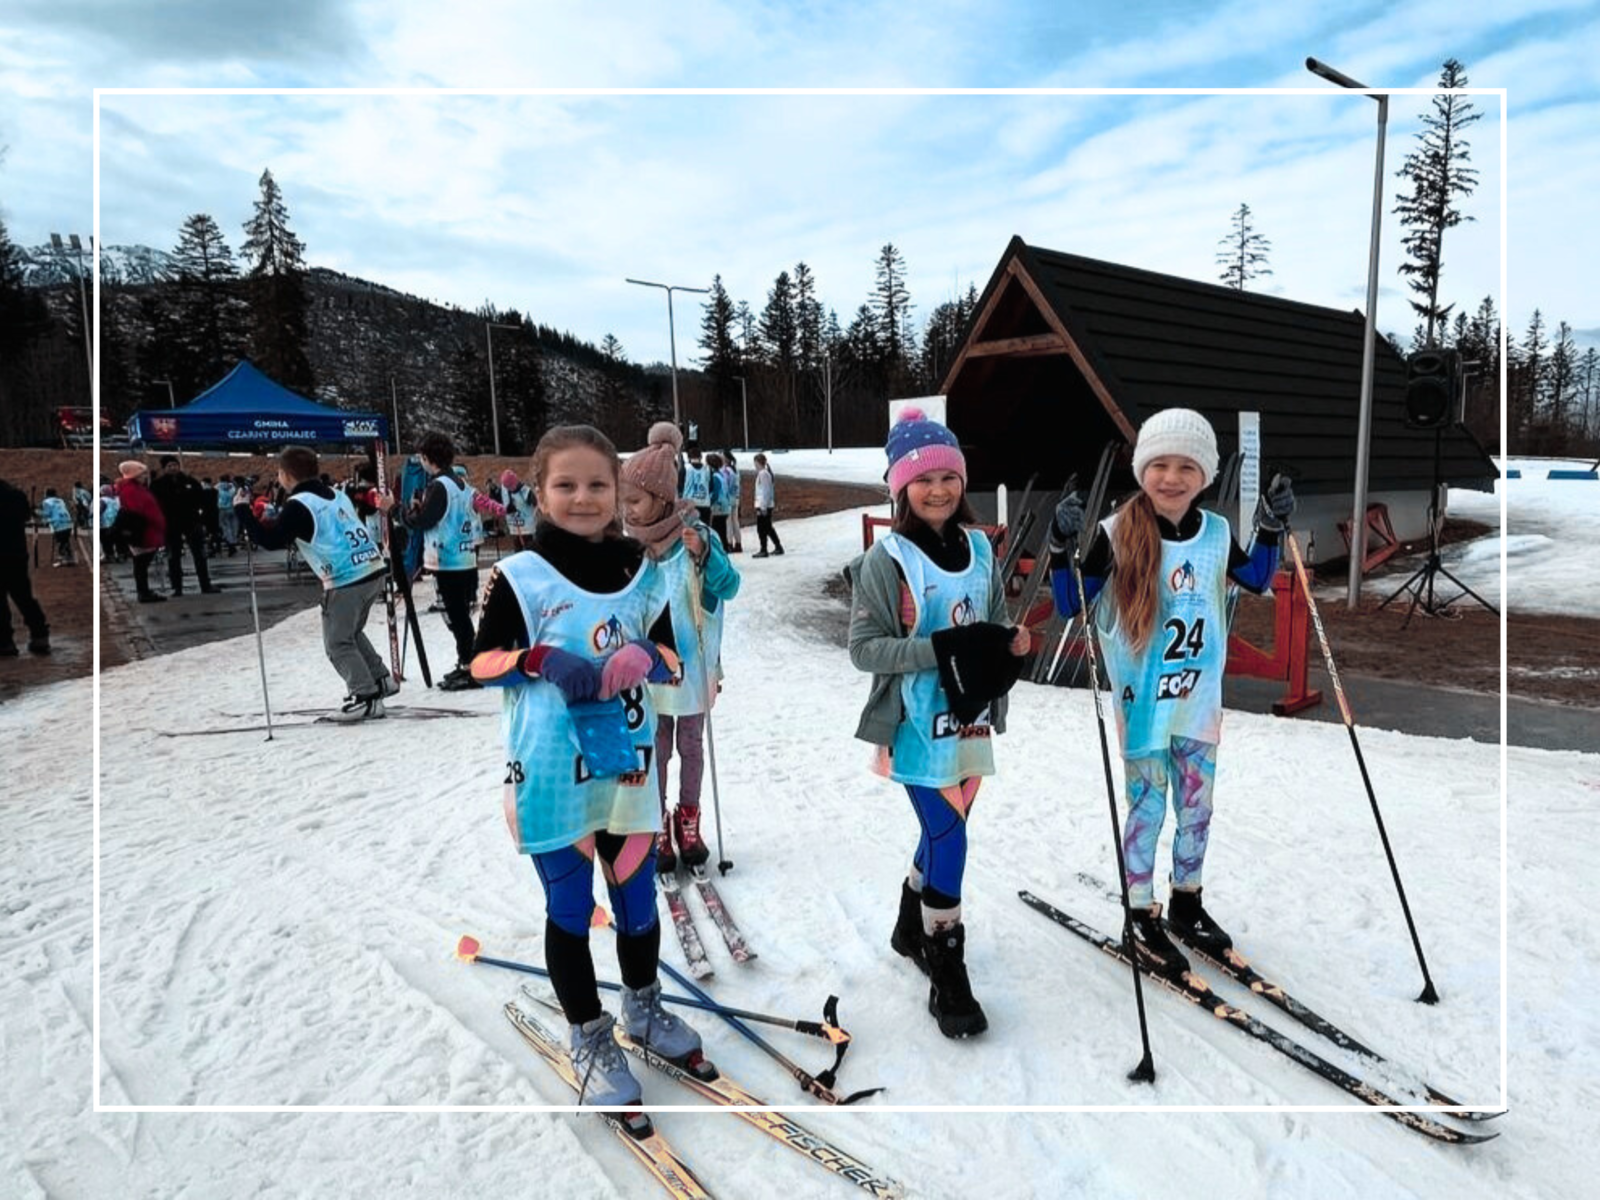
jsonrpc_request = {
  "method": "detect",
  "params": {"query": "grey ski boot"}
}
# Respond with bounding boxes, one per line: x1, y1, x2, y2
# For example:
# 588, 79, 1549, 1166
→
568, 1012, 642, 1107
621, 980, 712, 1077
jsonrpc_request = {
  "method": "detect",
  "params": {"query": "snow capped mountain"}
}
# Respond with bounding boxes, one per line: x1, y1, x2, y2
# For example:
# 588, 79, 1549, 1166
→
21, 242, 175, 287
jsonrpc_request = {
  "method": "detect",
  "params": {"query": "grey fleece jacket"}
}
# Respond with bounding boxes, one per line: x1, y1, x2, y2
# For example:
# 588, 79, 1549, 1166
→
844, 530, 1011, 747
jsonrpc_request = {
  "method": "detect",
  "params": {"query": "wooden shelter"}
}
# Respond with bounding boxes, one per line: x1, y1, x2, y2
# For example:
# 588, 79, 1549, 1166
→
940, 237, 1496, 555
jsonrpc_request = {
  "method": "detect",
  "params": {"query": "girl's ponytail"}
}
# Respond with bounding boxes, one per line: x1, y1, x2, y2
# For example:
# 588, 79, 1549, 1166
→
1110, 491, 1163, 653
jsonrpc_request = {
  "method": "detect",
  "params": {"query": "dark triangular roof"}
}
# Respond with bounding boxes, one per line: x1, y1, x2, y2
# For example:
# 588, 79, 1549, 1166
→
943, 236, 1494, 494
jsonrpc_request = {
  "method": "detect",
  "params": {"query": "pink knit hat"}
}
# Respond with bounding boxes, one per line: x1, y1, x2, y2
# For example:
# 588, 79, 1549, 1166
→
500, 469, 519, 490
118, 460, 148, 479
621, 442, 680, 506
885, 407, 966, 497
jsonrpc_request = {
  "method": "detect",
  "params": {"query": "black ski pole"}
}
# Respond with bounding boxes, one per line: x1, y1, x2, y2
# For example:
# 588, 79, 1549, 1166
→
1070, 549, 1157, 1082
1282, 520, 1440, 1004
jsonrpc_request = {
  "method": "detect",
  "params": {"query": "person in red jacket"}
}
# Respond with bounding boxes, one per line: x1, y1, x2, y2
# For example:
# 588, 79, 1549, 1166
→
112, 461, 168, 603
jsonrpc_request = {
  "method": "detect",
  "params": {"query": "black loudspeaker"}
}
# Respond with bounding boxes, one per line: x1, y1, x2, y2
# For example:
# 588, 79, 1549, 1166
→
1403, 348, 1463, 430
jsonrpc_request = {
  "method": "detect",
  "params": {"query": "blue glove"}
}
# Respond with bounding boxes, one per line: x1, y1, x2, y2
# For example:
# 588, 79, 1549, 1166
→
523, 645, 601, 704
1254, 475, 1296, 534
1048, 491, 1085, 553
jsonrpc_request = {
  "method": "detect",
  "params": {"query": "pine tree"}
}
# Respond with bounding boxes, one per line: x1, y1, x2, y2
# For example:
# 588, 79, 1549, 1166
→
171, 212, 247, 388
1547, 320, 1577, 434
696, 275, 740, 444
240, 168, 314, 389
1216, 203, 1273, 290
1394, 58, 1481, 346
1579, 347, 1598, 440
793, 261, 823, 372
601, 333, 625, 362
1514, 309, 1547, 440
872, 243, 912, 392
0, 215, 53, 444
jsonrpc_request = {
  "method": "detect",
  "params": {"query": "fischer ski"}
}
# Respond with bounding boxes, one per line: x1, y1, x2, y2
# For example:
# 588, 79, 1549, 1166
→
503, 1002, 716, 1198
522, 986, 904, 1199
1018, 891, 1495, 1145
689, 867, 756, 963
662, 871, 714, 979
1168, 932, 1498, 1119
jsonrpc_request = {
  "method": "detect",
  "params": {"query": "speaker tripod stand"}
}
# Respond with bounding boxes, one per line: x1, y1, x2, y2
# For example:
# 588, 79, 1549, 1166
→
1376, 424, 1499, 630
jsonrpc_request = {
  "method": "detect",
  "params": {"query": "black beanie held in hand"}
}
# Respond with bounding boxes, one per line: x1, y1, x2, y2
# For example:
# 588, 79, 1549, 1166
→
930, 621, 1026, 726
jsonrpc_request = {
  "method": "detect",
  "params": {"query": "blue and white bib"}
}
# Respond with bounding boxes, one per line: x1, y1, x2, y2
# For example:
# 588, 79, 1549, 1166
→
1097, 509, 1232, 756
423, 476, 479, 571
293, 490, 385, 590
505, 486, 536, 533
880, 529, 997, 787
648, 536, 723, 717
682, 463, 711, 506
496, 549, 670, 855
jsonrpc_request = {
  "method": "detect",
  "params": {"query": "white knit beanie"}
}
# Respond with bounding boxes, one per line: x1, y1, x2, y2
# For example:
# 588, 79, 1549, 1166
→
1131, 408, 1218, 488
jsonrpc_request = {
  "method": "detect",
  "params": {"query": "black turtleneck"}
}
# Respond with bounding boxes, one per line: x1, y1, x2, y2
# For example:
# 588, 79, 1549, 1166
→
898, 517, 973, 572
472, 522, 673, 656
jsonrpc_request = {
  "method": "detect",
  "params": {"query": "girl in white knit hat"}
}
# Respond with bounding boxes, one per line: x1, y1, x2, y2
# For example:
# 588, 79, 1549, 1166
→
1046, 407, 1295, 978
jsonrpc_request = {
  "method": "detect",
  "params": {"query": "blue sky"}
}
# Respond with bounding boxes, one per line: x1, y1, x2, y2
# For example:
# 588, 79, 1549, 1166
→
1, 0, 1594, 370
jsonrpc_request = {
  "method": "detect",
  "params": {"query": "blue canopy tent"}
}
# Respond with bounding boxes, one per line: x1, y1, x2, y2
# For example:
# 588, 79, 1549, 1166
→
128, 361, 388, 447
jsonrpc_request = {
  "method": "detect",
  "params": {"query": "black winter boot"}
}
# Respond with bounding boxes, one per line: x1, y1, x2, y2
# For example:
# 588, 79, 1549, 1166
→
1165, 886, 1233, 958
922, 922, 988, 1038
1128, 904, 1190, 980
889, 881, 928, 975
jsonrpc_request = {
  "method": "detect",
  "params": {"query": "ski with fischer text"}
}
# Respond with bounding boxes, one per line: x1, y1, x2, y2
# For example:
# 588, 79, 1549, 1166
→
1018, 891, 1495, 1145
521, 986, 903, 1198
503, 1002, 716, 1199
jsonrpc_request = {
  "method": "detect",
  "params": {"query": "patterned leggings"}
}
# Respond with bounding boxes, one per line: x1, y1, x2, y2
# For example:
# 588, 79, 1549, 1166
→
1121, 738, 1218, 909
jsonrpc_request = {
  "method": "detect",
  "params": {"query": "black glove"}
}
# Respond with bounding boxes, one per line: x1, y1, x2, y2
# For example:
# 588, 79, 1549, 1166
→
1254, 475, 1296, 534
930, 622, 1026, 726
1048, 491, 1085, 554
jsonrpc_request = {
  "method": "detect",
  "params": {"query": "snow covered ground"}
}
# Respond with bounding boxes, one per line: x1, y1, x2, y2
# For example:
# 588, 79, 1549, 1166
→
3, 493, 1596, 1198
1442, 457, 1599, 619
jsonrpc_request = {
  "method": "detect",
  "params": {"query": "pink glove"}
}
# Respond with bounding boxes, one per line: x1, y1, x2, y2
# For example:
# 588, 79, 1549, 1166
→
600, 640, 662, 698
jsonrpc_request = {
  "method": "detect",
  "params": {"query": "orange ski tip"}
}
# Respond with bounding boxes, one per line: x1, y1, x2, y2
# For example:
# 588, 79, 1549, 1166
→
824, 1025, 852, 1046
455, 934, 481, 960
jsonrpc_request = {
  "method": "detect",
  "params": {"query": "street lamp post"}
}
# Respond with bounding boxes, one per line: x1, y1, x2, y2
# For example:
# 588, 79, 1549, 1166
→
485, 321, 522, 457
1306, 56, 1389, 611
626, 278, 710, 429
734, 375, 748, 449
154, 378, 177, 408
824, 346, 834, 454
50, 233, 94, 388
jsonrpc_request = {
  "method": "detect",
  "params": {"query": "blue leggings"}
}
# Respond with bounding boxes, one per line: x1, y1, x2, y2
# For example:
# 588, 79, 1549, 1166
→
906, 779, 980, 904
1122, 738, 1217, 908
532, 830, 659, 938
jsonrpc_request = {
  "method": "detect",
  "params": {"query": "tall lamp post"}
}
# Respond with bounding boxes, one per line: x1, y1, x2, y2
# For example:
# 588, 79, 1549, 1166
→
50, 233, 94, 387
1306, 56, 1389, 610
485, 321, 522, 457
733, 375, 748, 450
626, 277, 710, 428
154, 378, 177, 408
